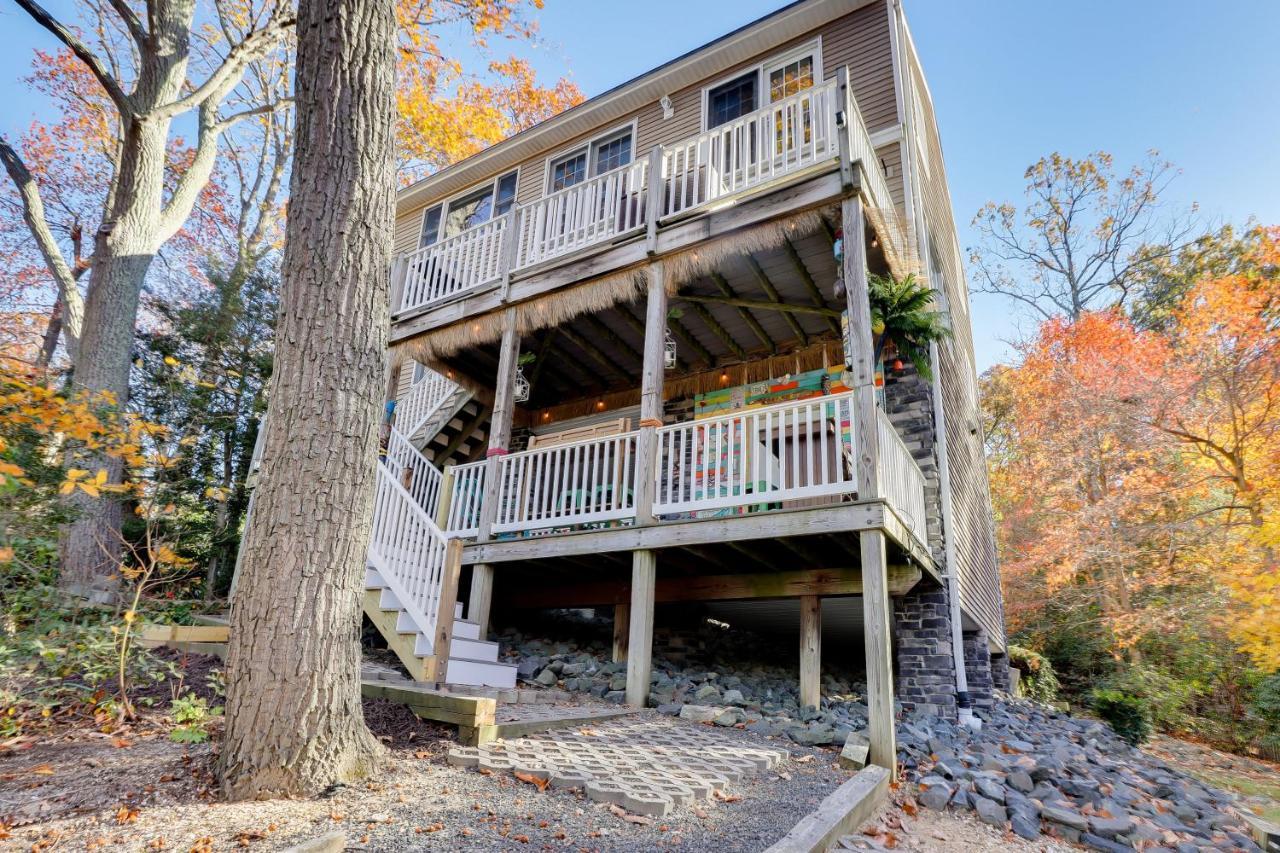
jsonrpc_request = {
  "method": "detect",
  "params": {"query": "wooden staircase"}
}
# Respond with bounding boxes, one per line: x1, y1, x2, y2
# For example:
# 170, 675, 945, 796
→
364, 574, 515, 688
420, 397, 492, 466
364, 367, 515, 689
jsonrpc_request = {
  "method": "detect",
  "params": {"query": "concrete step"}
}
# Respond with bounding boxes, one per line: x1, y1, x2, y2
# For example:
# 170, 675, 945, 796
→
445, 656, 517, 689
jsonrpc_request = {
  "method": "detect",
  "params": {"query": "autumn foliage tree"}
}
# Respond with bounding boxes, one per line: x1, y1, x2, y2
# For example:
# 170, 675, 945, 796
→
986, 226, 1280, 742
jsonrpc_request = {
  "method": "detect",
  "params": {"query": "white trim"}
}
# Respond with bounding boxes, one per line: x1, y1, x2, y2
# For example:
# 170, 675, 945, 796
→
420, 166, 522, 247
541, 119, 639, 195
698, 37, 823, 132
869, 124, 902, 148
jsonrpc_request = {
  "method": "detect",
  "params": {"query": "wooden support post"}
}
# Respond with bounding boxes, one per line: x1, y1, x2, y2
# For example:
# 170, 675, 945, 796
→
498, 206, 521, 301
861, 529, 897, 775
435, 465, 455, 530
625, 550, 656, 707
469, 563, 493, 640
612, 603, 630, 663
800, 594, 822, 710
429, 539, 465, 683
634, 261, 667, 524
842, 194, 896, 777
477, 308, 519, 541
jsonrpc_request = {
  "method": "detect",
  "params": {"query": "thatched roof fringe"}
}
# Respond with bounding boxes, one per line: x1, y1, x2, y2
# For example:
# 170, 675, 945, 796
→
391, 206, 837, 371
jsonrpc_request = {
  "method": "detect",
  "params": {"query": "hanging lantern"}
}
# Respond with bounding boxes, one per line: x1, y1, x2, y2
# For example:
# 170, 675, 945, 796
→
513, 363, 530, 403
664, 327, 678, 370
891, 359, 904, 372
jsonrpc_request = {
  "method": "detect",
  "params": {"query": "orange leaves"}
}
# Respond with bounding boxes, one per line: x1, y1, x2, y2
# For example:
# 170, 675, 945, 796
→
513, 770, 549, 791
59, 468, 107, 497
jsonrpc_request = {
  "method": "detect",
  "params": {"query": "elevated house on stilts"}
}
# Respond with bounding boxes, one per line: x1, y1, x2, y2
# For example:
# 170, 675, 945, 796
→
365, 0, 1008, 774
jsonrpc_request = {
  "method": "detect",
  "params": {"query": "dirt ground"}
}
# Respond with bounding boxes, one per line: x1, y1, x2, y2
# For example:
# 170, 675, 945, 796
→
845, 788, 1075, 852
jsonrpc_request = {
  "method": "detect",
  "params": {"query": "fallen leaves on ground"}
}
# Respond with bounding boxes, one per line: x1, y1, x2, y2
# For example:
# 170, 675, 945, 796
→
608, 804, 653, 825
514, 771, 549, 791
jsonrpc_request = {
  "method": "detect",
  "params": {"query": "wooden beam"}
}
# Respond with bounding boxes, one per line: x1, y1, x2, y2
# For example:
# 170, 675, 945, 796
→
544, 342, 609, 393
466, 502, 888, 564
614, 303, 697, 370
360, 679, 496, 728
784, 237, 842, 335
584, 314, 645, 369
724, 540, 774, 573
559, 326, 635, 383
469, 563, 493, 640
496, 565, 922, 608
744, 254, 808, 345
800, 594, 821, 710
687, 302, 748, 361
625, 550, 656, 708
842, 197, 880, 500
612, 603, 630, 663
667, 316, 717, 368
678, 293, 841, 318
526, 329, 557, 396
711, 272, 775, 354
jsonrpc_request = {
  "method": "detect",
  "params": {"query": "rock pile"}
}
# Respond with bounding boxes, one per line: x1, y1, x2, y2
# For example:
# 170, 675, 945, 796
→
897, 699, 1262, 852
496, 620, 874, 746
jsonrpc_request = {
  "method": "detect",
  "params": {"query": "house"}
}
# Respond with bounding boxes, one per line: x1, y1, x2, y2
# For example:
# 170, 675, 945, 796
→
364, 0, 1007, 773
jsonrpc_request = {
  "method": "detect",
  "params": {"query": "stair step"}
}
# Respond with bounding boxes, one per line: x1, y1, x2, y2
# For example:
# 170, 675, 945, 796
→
379, 588, 403, 612
453, 618, 480, 641
449, 636, 499, 662
454, 601, 463, 619
445, 656, 517, 689
365, 567, 386, 589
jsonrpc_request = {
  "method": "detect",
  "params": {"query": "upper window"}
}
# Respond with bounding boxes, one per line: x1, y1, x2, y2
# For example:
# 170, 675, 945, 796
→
703, 42, 821, 131
707, 72, 757, 129
545, 125, 634, 193
418, 169, 518, 248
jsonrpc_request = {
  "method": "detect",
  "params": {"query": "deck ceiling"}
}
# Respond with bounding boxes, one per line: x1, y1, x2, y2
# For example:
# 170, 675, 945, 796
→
437, 213, 889, 411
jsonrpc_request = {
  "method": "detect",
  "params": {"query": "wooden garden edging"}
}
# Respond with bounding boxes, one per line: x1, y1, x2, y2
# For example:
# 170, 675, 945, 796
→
763, 765, 890, 853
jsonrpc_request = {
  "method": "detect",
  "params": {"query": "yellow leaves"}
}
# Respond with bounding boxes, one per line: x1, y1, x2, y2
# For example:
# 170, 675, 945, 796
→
0, 546, 13, 564
60, 468, 107, 497
0, 460, 23, 478
162, 356, 179, 367
204, 486, 229, 502
152, 545, 192, 568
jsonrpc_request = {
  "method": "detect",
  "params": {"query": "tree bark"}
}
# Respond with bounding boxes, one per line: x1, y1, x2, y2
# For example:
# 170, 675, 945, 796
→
219, 0, 394, 799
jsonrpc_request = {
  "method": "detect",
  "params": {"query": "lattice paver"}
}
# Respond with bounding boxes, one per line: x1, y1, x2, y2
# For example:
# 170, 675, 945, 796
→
446, 718, 787, 816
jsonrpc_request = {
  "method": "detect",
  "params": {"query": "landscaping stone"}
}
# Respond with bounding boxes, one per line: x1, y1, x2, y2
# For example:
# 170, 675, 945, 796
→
974, 796, 1007, 828
678, 704, 719, 723
917, 776, 953, 811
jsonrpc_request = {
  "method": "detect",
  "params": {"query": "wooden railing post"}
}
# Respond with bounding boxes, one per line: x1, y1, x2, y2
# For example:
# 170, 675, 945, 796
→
633, 260, 667, 524
389, 253, 408, 318
435, 464, 455, 531
834, 66, 856, 192
427, 538, 464, 683
477, 308, 519, 541
646, 145, 663, 253
498, 205, 521, 301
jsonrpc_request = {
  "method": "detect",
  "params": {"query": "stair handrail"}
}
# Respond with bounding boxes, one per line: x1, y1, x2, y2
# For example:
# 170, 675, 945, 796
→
368, 461, 450, 653
396, 368, 457, 439
384, 426, 444, 519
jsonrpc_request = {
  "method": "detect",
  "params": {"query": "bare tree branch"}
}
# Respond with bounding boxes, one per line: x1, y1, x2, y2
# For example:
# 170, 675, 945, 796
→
12, 0, 133, 116
0, 136, 85, 360
106, 0, 147, 47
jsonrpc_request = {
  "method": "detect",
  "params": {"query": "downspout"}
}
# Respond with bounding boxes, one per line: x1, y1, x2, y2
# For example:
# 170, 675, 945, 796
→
888, 0, 974, 725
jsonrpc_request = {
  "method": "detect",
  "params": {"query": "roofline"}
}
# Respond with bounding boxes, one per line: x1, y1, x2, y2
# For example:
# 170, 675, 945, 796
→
397, 0, 872, 214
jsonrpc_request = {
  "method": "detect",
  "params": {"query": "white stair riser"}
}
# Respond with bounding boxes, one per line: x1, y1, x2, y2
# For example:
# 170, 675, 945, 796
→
449, 636, 499, 662
379, 588, 403, 611
445, 657, 516, 689
454, 601, 463, 619
453, 620, 480, 641
365, 567, 386, 588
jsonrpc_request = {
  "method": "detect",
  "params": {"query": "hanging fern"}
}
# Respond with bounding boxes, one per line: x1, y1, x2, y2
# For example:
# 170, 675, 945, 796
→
868, 273, 951, 381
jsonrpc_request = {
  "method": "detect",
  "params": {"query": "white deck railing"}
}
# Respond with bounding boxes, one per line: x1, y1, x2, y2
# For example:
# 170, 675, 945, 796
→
384, 428, 444, 519
515, 160, 649, 270
491, 432, 639, 533
445, 460, 487, 538
399, 213, 510, 314
368, 463, 450, 651
395, 368, 457, 439
653, 391, 857, 515
392, 76, 875, 316
876, 409, 928, 545
661, 79, 840, 218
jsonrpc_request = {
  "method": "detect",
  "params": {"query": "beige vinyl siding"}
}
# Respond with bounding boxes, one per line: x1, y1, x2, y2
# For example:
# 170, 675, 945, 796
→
398, 2, 898, 239
902, 33, 1005, 649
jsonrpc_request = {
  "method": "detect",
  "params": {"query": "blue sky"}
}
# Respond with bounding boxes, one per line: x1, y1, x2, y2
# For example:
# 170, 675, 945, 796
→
3, 1, 1278, 369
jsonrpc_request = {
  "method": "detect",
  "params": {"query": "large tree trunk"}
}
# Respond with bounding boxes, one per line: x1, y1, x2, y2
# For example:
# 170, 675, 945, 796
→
218, 0, 395, 800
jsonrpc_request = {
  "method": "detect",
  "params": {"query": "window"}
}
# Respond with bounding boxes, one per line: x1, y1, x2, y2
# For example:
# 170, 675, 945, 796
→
418, 169, 519, 247
707, 72, 757, 129
544, 125, 634, 193
702, 41, 822, 132
767, 54, 813, 102
550, 151, 587, 191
